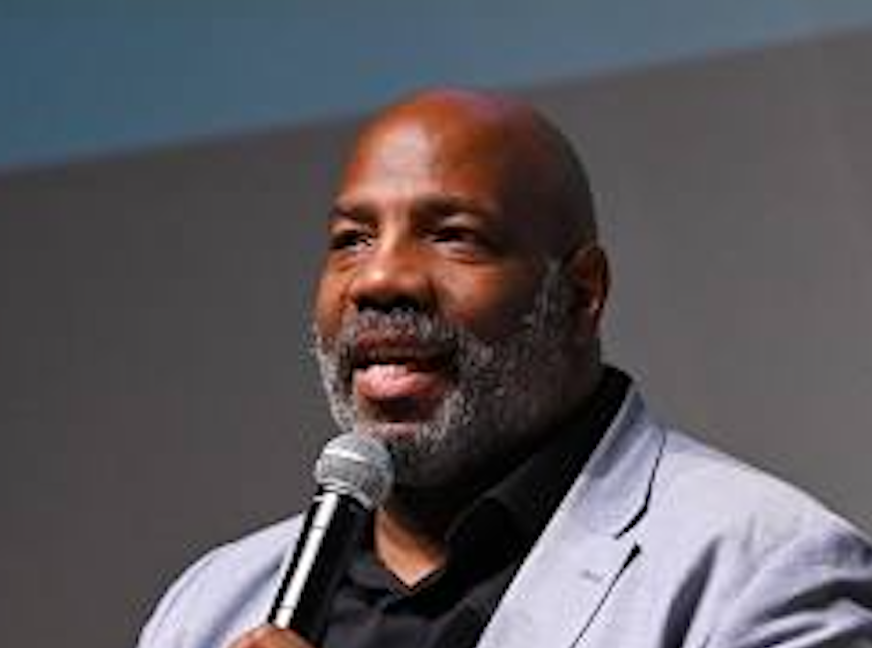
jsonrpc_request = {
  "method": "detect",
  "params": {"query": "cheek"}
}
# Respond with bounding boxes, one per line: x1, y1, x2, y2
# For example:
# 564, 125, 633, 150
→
437, 266, 544, 340
313, 276, 345, 343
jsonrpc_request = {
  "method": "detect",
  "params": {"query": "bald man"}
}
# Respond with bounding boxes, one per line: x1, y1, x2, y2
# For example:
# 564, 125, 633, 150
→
137, 90, 872, 648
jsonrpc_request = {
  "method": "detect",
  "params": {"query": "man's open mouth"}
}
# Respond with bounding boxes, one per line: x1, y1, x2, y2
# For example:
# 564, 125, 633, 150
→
348, 336, 455, 405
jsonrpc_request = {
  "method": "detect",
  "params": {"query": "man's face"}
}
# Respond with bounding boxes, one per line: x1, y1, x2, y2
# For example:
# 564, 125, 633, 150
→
313, 115, 583, 486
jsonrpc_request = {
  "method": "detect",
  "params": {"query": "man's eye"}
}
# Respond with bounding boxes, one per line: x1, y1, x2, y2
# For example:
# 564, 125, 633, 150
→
329, 229, 371, 251
430, 226, 497, 257
433, 227, 486, 246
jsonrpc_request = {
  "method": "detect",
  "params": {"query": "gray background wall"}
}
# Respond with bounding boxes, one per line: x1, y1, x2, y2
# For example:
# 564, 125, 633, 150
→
2, 7, 872, 648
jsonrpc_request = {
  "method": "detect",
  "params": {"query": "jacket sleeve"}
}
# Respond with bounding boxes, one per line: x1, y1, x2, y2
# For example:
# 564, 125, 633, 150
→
136, 549, 224, 648
707, 517, 872, 648
134, 517, 302, 648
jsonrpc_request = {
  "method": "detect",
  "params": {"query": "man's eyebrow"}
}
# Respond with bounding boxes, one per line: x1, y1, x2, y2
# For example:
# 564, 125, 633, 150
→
329, 195, 495, 223
413, 194, 496, 219
328, 203, 376, 224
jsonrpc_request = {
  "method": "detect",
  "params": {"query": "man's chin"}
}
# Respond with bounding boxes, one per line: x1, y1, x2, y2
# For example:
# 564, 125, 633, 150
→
351, 389, 450, 436
349, 418, 451, 485
354, 419, 432, 443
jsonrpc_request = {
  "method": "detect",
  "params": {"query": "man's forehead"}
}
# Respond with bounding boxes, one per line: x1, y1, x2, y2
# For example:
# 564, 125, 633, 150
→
338, 118, 510, 204
344, 119, 440, 180
333, 89, 595, 251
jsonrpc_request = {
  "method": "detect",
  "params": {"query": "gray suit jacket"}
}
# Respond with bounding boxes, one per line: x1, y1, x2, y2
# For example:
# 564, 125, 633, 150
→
137, 388, 872, 648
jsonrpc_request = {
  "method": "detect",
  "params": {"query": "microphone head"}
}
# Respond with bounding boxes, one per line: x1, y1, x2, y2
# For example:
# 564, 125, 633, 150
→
314, 433, 393, 509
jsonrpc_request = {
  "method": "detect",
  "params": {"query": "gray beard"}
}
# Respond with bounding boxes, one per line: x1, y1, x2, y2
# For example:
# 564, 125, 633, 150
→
314, 263, 580, 488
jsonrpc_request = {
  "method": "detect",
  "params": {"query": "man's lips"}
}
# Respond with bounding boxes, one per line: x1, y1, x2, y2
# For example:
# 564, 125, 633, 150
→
355, 364, 447, 401
348, 337, 454, 406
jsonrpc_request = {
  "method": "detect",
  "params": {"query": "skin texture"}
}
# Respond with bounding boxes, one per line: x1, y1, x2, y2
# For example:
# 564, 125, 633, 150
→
232, 88, 610, 648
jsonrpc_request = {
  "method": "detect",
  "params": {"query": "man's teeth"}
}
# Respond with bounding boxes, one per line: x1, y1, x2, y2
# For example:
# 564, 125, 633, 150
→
361, 362, 415, 372
360, 356, 428, 370
362, 364, 411, 375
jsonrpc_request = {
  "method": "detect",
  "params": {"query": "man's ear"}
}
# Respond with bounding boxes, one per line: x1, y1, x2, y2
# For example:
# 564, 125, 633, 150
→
565, 243, 610, 339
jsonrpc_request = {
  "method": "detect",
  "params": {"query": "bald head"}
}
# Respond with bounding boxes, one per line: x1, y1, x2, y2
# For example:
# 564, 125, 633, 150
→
344, 88, 598, 257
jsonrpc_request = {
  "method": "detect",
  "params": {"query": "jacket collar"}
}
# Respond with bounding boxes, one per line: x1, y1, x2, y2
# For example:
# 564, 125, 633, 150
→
562, 387, 664, 537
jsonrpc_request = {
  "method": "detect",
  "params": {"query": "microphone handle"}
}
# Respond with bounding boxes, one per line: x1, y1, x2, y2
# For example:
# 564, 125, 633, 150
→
268, 490, 369, 643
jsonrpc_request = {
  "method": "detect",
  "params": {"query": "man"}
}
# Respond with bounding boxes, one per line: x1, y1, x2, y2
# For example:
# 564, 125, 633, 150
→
138, 89, 872, 648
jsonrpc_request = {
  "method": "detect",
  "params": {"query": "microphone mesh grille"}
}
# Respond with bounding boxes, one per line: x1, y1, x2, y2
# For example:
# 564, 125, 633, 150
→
314, 433, 393, 509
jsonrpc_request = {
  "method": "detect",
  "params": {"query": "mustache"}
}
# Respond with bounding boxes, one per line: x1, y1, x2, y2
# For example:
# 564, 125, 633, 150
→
328, 309, 464, 371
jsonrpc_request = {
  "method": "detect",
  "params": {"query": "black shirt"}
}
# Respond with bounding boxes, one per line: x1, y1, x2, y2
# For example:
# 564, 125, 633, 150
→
322, 367, 630, 648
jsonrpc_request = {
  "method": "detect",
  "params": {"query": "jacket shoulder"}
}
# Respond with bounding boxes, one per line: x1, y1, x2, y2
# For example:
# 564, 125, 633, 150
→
137, 516, 304, 648
647, 428, 871, 567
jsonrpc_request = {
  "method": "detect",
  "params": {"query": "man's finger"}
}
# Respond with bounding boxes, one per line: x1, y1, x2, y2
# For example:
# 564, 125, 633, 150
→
227, 624, 315, 648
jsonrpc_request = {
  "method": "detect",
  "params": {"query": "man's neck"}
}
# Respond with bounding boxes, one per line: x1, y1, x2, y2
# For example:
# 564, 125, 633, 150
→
372, 457, 514, 583
371, 436, 547, 585
374, 505, 447, 586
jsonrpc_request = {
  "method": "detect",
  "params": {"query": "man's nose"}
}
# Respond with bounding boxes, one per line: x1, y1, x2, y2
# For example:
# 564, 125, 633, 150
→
348, 242, 435, 313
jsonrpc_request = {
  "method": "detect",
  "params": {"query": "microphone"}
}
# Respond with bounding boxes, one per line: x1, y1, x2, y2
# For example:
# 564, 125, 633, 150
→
267, 433, 393, 643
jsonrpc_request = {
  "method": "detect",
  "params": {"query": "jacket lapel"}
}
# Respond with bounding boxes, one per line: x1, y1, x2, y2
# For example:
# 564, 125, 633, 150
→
477, 389, 665, 648
477, 532, 639, 648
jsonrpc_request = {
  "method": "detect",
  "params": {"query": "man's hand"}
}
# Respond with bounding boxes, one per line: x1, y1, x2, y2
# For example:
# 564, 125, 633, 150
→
228, 625, 316, 648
